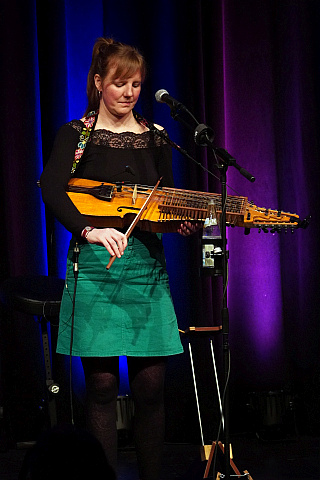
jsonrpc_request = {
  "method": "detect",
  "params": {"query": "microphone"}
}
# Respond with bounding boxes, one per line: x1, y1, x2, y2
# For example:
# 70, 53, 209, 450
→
155, 89, 200, 129
155, 89, 185, 111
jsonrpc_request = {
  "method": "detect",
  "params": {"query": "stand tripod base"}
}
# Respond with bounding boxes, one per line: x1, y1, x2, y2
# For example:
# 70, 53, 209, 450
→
204, 441, 253, 479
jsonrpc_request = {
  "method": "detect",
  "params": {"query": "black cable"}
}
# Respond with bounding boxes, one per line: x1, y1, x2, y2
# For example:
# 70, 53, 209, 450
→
69, 242, 80, 425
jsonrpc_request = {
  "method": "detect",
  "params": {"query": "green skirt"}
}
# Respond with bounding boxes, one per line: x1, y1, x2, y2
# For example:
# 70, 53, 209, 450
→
57, 232, 183, 357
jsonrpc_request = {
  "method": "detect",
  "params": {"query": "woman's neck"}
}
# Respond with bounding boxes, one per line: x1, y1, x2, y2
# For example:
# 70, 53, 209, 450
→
94, 104, 147, 133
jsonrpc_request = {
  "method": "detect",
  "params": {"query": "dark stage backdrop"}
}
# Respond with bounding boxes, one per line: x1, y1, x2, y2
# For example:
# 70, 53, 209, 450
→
0, 0, 319, 443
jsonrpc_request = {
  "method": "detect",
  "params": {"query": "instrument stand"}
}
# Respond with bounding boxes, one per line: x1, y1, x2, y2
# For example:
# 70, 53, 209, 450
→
206, 442, 253, 480
183, 327, 253, 480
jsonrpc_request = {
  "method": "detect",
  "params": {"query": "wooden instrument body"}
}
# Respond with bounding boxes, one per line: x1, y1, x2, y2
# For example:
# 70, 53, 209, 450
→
67, 178, 301, 233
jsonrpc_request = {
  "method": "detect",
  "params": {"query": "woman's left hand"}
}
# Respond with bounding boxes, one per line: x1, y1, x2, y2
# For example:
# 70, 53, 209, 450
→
177, 221, 201, 237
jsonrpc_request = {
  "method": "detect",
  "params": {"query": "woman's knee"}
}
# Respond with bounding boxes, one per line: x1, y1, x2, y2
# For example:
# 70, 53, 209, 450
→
86, 372, 119, 405
82, 357, 120, 405
128, 358, 166, 407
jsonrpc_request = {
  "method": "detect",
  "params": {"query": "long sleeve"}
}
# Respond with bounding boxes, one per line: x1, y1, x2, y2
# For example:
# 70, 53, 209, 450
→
40, 123, 89, 237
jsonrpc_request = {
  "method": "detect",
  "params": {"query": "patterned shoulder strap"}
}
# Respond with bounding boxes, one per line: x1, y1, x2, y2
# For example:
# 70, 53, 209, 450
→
71, 110, 98, 175
133, 110, 154, 130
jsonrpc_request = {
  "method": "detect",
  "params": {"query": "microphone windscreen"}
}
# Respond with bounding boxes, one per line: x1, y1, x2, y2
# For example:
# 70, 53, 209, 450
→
155, 89, 169, 102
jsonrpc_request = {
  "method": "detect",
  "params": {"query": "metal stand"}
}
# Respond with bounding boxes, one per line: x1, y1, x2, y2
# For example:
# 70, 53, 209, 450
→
37, 315, 60, 427
154, 99, 255, 479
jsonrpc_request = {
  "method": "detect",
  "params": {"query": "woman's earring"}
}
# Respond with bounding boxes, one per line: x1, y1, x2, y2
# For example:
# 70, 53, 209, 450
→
98, 90, 102, 98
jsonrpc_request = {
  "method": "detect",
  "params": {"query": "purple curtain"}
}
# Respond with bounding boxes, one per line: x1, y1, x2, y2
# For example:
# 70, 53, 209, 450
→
1, 0, 319, 439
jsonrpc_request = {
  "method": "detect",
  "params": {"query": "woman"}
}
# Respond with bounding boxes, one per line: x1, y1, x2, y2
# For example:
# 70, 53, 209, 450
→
41, 38, 196, 480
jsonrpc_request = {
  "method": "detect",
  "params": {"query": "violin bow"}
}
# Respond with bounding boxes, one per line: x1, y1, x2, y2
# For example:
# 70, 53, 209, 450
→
106, 178, 162, 270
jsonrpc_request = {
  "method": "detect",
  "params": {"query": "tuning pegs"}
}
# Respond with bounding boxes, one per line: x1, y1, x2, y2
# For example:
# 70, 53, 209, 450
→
271, 226, 283, 234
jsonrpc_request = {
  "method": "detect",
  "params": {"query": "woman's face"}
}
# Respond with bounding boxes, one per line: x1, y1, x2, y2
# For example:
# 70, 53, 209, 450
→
95, 67, 142, 118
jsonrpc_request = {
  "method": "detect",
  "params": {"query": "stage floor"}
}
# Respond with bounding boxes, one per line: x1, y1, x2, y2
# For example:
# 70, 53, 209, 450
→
0, 434, 319, 479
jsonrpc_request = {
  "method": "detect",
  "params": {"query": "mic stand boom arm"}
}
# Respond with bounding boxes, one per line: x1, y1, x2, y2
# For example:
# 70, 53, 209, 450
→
193, 123, 256, 183
134, 110, 219, 180
146, 105, 256, 183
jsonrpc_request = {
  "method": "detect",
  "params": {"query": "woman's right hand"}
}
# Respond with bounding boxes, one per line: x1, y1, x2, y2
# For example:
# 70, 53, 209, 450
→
85, 228, 127, 258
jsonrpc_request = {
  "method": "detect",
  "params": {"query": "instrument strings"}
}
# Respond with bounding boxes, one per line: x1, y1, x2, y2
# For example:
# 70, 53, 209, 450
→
68, 181, 248, 225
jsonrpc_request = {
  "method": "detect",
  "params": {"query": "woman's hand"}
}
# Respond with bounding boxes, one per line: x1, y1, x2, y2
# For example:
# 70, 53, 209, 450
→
85, 228, 127, 258
177, 221, 202, 237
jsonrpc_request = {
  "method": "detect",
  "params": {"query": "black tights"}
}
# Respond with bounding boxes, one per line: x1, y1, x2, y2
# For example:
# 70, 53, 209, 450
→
81, 356, 167, 480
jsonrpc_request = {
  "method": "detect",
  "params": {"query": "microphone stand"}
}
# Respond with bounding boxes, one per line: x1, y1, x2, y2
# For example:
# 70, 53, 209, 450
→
155, 105, 255, 479
198, 135, 254, 480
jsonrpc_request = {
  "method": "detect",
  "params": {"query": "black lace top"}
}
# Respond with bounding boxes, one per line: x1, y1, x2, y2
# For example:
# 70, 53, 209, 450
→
40, 120, 174, 237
